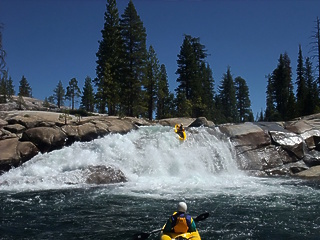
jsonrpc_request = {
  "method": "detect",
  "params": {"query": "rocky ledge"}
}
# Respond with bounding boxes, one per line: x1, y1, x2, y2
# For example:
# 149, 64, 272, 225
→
219, 115, 320, 179
1, 110, 320, 184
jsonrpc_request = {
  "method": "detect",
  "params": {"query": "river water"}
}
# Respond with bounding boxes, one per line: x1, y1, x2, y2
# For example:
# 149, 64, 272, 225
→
0, 126, 319, 239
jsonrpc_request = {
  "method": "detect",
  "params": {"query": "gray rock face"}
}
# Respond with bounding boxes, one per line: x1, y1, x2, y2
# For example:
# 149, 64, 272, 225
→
0, 138, 38, 172
0, 111, 141, 174
21, 127, 67, 153
218, 116, 320, 178
2, 108, 320, 180
83, 165, 127, 184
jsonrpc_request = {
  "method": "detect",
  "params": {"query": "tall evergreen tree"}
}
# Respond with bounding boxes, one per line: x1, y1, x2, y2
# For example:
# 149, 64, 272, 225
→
120, 0, 147, 117
95, 63, 111, 114
176, 35, 212, 118
310, 17, 320, 87
234, 76, 252, 122
305, 57, 319, 114
218, 67, 238, 123
98, 61, 120, 114
143, 45, 159, 120
0, 73, 6, 103
80, 76, 95, 112
0, 23, 6, 82
175, 91, 192, 117
6, 76, 15, 98
18, 75, 32, 97
199, 62, 215, 120
95, 0, 123, 115
296, 45, 307, 116
156, 64, 175, 119
176, 35, 207, 101
176, 35, 195, 102
265, 74, 278, 121
271, 52, 295, 120
53, 80, 65, 108
65, 78, 81, 110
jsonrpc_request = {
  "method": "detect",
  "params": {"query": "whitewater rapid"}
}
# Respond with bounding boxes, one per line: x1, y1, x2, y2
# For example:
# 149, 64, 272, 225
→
0, 126, 307, 198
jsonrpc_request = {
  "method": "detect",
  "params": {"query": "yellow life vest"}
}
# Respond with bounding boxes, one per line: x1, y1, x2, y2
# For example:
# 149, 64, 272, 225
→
172, 212, 189, 233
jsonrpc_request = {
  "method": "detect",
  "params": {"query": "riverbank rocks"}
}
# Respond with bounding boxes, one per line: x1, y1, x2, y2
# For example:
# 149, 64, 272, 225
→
2, 109, 320, 179
218, 117, 320, 178
0, 111, 142, 173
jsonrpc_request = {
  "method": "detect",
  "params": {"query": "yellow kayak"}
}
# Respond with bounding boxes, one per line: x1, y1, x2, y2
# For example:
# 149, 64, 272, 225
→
160, 230, 201, 240
174, 124, 186, 141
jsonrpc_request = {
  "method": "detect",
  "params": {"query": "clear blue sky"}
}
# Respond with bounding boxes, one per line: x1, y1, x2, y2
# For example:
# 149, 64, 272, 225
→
1, 0, 320, 117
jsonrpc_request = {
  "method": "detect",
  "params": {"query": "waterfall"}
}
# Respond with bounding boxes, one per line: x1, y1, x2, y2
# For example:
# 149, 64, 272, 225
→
0, 125, 257, 195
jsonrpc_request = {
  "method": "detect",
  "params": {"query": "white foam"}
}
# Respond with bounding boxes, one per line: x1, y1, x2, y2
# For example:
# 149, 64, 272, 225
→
0, 126, 305, 197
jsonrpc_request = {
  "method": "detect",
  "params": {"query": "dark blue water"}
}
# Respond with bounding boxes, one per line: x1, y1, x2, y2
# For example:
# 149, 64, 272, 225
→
1, 126, 320, 239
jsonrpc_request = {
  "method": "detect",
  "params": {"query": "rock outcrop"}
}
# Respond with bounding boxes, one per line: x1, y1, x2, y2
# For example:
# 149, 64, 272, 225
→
0, 111, 143, 174
2, 107, 320, 181
218, 115, 320, 178
83, 165, 127, 184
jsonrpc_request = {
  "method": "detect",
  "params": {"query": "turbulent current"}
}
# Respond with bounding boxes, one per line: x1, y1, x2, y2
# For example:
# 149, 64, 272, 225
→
0, 126, 319, 239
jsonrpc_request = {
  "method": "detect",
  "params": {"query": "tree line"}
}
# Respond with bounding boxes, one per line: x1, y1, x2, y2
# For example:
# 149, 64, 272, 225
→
1, 1, 320, 124
262, 17, 320, 121
94, 0, 254, 123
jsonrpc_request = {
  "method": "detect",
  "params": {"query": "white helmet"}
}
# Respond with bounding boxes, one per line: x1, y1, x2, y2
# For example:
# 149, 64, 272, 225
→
177, 202, 187, 213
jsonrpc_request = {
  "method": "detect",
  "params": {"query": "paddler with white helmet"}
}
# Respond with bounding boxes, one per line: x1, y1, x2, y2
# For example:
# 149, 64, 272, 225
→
162, 202, 197, 233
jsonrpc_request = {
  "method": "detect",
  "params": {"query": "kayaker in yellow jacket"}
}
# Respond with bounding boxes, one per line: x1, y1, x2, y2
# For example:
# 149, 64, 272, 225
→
163, 202, 197, 233
176, 123, 185, 139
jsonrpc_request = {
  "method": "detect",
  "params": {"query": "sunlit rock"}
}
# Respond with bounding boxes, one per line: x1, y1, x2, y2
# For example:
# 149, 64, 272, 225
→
0, 138, 38, 172
3, 124, 26, 134
84, 165, 127, 184
295, 165, 320, 178
269, 131, 305, 159
189, 117, 214, 127
236, 145, 292, 171
157, 117, 196, 127
300, 129, 320, 150
265, 160, 308, 176
219, 122, 271, 153
285, 120, 313, 134
21, 127, 67, 153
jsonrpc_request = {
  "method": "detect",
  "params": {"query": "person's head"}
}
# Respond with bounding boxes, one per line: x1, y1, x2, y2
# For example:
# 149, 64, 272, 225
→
180, 123, 183, 127
177, 202, 187, 213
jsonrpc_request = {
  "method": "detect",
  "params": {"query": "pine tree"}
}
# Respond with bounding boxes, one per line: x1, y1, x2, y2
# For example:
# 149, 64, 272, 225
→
156, 64, 174, 119
234, 76, 252, 122
265, 74, 278, 121
96, 62, 119, 114
0, 74, 6, 103
53, 80, 65, 108
80, 76, 95, 112
175, 91, 192, 117
18, 75, 32, 97
305, 57, 319, 114
7, 76, 15, 98
296, 45, 307, 116
43, 97, 50, 108
200, 62, 215, 120
65, 78, 81, 110
95, 62, 112, 114
310, 17, 320, 87
48, 95, 55, 104
176, 35, 195, 103
120, 0, 147, 117
218, 67, 238, 123
143, 45, 159, 120
95, 0, 122, 115
0, 23, 6, 84
271, 52, 295, 120
176, 35, 210, 118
